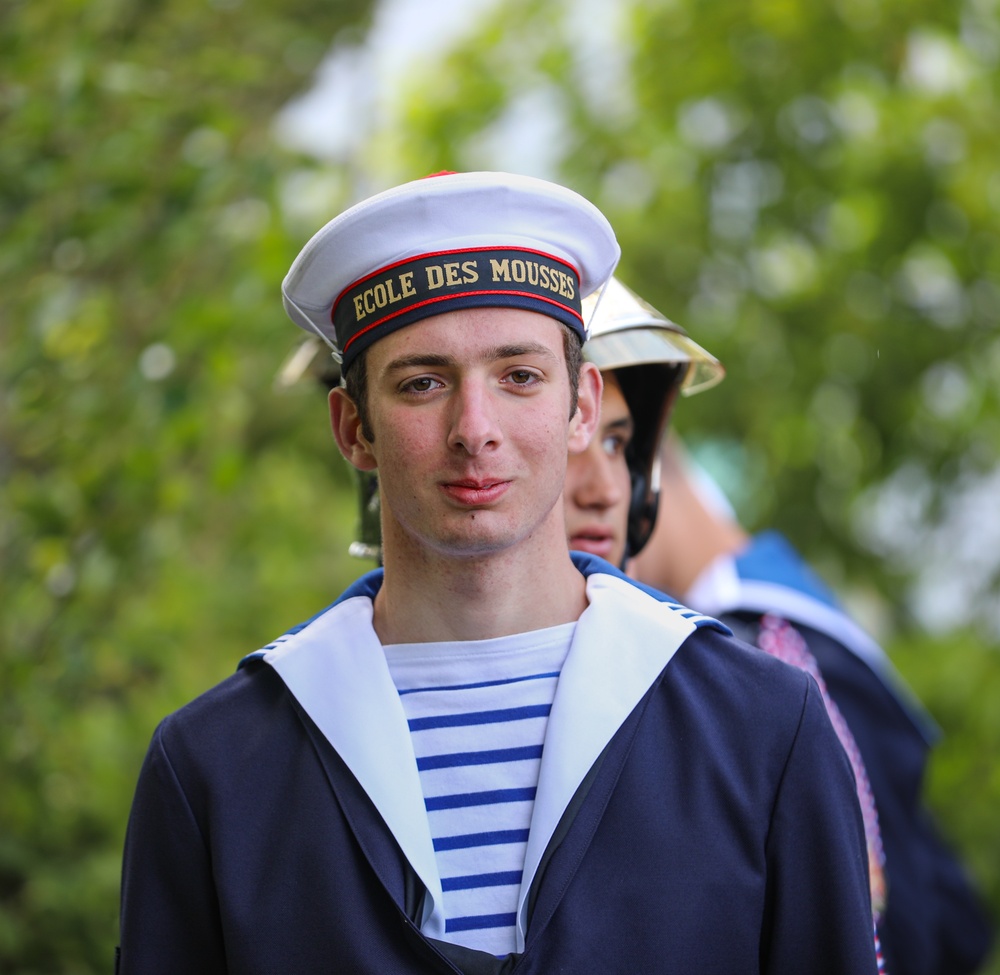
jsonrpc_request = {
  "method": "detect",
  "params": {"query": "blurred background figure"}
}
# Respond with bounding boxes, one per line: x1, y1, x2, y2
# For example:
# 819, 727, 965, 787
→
634, 437, 995, 975
278, 337, 382, 562
566, 281, 995, 975
564, 276, 724, 565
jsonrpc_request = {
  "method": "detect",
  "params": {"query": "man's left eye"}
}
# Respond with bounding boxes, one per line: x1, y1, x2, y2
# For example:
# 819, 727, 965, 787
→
508, 370, 535, 384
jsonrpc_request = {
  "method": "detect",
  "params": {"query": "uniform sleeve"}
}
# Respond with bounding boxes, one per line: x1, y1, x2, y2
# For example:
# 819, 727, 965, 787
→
803, 626, 995, 975
117, 721, 228, 974
762, 675, 880, 975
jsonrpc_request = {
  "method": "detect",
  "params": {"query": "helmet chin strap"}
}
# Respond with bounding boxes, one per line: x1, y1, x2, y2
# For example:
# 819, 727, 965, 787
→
625, 468, 660, 562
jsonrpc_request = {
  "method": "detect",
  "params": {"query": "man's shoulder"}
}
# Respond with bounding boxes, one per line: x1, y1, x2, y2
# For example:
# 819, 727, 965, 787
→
237, 569, 385, 668
677, 620, 812, 693
153, 573, 385, 755
156, 659, 288, 748
574, 551, 732, 635
576, 554, 812, 712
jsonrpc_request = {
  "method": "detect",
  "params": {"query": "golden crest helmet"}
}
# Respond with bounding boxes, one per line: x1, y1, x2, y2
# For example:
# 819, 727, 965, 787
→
582, 277, 725, 557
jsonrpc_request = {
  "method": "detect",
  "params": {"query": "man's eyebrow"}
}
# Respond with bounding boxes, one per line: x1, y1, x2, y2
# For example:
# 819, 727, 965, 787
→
384, 353, 455, 372
488, 342, 560, 361
384, 343, 559, 373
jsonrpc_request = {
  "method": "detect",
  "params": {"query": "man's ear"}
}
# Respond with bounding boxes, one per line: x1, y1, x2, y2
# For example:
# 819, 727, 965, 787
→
568, 361, 603, 455
329, 387, 378, 471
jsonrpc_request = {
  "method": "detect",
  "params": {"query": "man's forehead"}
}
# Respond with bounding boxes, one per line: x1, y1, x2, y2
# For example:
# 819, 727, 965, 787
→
369, 307, 570, 370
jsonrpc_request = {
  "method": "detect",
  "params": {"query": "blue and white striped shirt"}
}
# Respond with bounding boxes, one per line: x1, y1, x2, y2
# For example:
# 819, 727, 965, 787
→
383, 622, 575, 956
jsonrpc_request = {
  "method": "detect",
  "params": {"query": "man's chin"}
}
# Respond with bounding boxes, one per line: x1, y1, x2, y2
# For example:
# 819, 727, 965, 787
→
421, 523, 521, 561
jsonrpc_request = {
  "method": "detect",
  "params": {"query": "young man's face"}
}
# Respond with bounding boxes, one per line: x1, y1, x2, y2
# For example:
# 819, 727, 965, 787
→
331, 306, 600, 561
563, 370, 633, 566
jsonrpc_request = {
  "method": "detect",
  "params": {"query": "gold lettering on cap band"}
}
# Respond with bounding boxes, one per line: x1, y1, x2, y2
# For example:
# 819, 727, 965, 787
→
333, 247, 583, 364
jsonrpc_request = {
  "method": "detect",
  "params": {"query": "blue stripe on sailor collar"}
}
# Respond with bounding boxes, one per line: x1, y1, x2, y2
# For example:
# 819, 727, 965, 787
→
238, 569, 383, 668
238, 554, 728, 670
570, 552, 732, 634
333, 247, 585, 373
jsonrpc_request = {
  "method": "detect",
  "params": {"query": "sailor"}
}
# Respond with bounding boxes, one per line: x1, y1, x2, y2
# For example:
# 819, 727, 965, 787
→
564, 278, 994, 975
117, 172, 879, 973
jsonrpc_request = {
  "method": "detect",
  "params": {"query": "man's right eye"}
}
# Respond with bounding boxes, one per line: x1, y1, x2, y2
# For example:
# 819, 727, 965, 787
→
401, 376, 440, 393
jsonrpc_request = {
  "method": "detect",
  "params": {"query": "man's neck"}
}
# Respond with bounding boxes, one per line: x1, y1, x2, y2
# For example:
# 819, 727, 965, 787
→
372, 527, 588, 645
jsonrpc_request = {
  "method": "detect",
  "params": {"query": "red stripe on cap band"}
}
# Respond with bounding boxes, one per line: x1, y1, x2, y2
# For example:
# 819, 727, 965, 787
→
341, 289, 586, 356
332, 245, 583, 317
333, 247, 584, 368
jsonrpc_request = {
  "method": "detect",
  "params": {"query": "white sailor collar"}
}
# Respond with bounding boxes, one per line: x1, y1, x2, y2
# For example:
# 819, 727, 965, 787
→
241, 556, 725, 950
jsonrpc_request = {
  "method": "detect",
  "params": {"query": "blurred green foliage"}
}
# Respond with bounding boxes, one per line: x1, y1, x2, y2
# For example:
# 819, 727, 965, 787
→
1, 0, 374, 970
341, 0, 1000, 966
2, 0, 999, 971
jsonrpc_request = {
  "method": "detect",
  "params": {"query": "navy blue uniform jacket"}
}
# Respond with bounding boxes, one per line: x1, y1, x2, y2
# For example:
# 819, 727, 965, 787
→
713, 533, 994, 975
118, 555, 878, 974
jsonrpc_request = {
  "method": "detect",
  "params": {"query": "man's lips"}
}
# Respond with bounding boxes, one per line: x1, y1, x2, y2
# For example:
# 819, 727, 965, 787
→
440, 478, 511, 506
568, 528, 617, 559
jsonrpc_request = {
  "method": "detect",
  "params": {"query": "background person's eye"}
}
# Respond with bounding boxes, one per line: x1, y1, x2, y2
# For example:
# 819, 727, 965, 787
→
602, 435, 626, 457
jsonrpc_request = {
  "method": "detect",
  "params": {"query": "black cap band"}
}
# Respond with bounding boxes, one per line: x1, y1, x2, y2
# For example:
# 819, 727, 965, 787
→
333, 247, 583, 372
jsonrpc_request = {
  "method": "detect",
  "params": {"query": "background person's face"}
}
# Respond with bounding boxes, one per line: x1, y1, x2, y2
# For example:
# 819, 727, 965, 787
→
564, 371, 633, 566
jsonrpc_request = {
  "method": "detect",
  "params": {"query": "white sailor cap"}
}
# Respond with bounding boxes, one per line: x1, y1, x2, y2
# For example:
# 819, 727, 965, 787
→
282, 171, 620, 374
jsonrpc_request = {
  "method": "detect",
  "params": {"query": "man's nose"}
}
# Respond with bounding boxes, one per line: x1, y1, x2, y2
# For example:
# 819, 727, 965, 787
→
446, 382, 504, 455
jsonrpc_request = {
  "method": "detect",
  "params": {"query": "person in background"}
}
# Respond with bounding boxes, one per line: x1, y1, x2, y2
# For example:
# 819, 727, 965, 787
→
563, 275, 723, 568
564, 278, 995, 975
277, 335, 383, 562
118, 172, 879, 973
